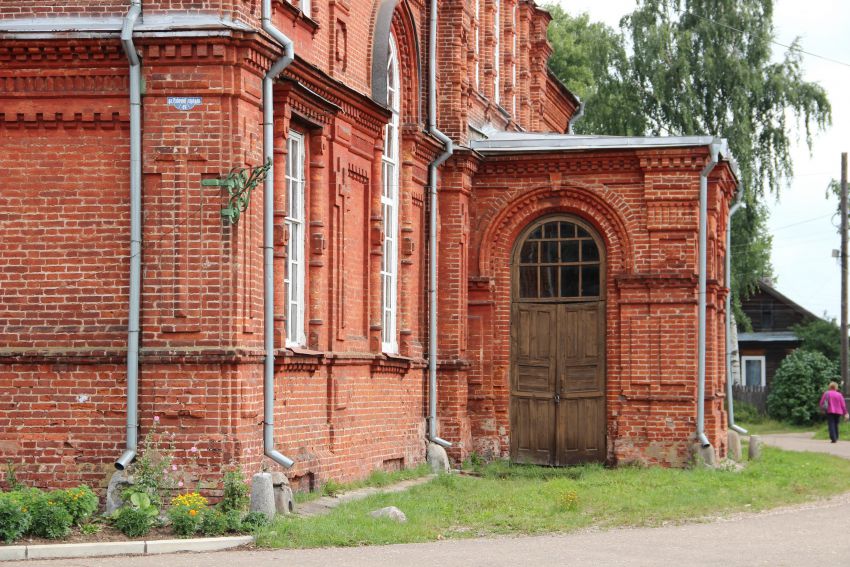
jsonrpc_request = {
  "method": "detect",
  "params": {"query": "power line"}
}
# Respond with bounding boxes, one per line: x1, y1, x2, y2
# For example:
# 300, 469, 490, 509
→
688, 11, 850, 69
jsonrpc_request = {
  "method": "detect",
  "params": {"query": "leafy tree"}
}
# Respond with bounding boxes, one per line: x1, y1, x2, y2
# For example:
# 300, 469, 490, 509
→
766, 349, 837, 425
794, 318, 842, 363
546, 1, 832, 325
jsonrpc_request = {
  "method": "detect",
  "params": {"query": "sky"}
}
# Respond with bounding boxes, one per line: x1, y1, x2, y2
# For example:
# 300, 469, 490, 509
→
553, 0, 850, 320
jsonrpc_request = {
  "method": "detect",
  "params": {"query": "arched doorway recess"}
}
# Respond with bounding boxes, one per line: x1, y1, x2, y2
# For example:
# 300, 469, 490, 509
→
510, 215, 606, 465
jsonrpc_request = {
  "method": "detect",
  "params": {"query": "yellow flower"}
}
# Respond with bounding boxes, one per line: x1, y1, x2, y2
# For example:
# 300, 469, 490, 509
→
189, 509, 197, 516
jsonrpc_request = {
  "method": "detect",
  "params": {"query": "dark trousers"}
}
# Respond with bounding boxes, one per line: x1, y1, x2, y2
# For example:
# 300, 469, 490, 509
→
827, 413, 841, 442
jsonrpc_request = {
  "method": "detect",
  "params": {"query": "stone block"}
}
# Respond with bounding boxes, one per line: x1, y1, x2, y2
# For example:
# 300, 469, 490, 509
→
369, 506, 407, 522
250, 472, 276, 520
105, 470, 132, 515
0, 546, 26, 561
427, 442, 450, 473
749, 435, 763, 460
727, 430, 742, 461
275, 483, 294, 515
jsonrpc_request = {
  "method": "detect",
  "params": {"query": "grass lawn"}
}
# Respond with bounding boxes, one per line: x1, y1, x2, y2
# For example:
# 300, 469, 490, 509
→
293, 464, 432, 504
736, 419, 814, 436
257, 447, 850, 549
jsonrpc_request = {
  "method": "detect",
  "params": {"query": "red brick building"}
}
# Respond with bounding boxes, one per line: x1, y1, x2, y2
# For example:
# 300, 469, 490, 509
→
0, 0, 737, 491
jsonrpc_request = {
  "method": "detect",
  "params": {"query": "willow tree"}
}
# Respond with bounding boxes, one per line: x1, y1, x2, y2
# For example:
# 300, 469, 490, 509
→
546, 0, 831, 326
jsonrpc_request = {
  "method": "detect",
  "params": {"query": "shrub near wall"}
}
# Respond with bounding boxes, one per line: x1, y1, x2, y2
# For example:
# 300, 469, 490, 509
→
767, 349, 838, 425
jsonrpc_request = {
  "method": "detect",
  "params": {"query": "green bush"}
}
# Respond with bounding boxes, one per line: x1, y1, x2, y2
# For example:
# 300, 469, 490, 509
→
239, 511, 269, 531
29, 492, 73, 539
219, 465, 249, 513
0, 493, 31, 543
733, 400, 765, 424
113, 492, 159, 538
223, 509, 244, 533
767, 349, 838, 425
200, 508, 228, 536
58, 486, 99, 525
168, 492, 208, 537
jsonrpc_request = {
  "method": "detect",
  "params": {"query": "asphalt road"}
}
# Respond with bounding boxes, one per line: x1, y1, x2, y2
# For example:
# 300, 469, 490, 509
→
11, 433, 849, 567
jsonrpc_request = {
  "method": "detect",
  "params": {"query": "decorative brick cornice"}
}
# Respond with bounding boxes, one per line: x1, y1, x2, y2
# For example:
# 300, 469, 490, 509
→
0, 42, 124, 65
0, 110, 128, 128
0, 72, 128, 96
477, 152, 642, 176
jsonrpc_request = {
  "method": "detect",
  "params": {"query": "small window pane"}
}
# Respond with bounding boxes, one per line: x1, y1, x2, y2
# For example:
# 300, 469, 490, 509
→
581, 240, 599, 262
560, 241, 579, 263
529, 226, 543, 240
540, 267, 557, 298
544, 222, 559, 239
559, 222, 574, 238
541, 241, 558, 263
582, 265, 600, 296
520, 267, 538, 298
520, 241, 538, 263
577, 226, 590, 238
560, 266, 579, 297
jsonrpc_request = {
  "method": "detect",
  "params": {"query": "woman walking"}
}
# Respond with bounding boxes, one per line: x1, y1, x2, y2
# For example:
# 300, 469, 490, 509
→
820, 382, 849, 443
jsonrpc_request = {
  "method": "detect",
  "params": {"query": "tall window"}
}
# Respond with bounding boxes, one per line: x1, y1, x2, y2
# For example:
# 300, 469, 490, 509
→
493, 0, 500, 105
474, 0, 480, 89
285, 130, 306, 347
381, 34, 401, 353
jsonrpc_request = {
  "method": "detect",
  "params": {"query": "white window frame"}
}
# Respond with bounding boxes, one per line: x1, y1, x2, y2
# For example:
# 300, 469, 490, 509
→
740, 355, 766, 387
284, 130, 307, 347
381, 34, 401, 354
289, 0, 310, 16
493, 0, 501, 105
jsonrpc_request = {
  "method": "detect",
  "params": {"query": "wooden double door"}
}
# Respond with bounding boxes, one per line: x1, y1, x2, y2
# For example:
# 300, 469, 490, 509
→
510, 301, 606, 466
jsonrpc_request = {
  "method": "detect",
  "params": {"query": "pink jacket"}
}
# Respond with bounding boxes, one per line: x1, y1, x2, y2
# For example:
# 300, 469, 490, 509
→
820, 390, 848, 415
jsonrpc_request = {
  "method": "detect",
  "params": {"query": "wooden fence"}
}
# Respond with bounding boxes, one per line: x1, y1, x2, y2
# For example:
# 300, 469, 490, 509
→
732, 384, 768, 413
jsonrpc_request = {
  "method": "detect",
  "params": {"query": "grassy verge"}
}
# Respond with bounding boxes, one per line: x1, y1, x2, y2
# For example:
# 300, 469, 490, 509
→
736, 419, 813, 436
293, 464, 431, 504
257, 447, 850, 548
812, 420, 850, 441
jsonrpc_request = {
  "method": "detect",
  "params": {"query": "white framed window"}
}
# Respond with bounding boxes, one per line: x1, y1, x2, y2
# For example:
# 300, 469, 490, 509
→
381, 34, 401, 353
289, 0, 310, 16
493, 0, 501, 105
284, 130, 307, 347
474, 0, 480, 89
740, 356, 766, 387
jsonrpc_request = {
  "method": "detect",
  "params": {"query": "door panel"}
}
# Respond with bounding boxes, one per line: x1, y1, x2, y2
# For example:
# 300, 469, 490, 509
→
511, 303, 557, 464
556, 302, 606, 465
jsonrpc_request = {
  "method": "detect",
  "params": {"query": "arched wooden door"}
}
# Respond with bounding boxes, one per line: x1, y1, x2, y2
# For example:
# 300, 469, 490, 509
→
510, 216, 606, 465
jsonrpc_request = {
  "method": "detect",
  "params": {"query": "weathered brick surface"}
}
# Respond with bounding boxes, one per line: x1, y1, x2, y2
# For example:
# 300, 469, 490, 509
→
0, 0, 731, 492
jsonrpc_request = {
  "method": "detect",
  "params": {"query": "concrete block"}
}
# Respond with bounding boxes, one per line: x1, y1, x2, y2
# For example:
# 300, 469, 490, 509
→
369, 506, 407, 522
275, 483, 294, 515
105, 470, 132, 515
0, 546, 26, 561
27, 541, 146, 559
250, 472, 276, 520
427, 442, 450, 473
727, 430, 742, 461
145, 536, 254, 555
749, 435, 763, 460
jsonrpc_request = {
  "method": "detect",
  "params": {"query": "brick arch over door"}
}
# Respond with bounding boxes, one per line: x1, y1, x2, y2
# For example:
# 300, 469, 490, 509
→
474, 183, 636, 463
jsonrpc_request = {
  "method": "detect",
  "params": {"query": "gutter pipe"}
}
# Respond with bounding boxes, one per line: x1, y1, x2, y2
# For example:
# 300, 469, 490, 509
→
261, 0, 295, 468
725, 194, 748, 436
426, 0, 451, 448
116, 0, 142, 471
696, 141, 722, 449
567, 100, 584, 134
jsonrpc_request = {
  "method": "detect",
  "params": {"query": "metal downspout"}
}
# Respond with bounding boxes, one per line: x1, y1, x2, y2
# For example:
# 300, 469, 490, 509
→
426, 0, 452, 448
697, 141, 722, 449
567, 100, 584, 134
261, 0, 295, 468
116, 0, 142, 471
726, 195, 748, 435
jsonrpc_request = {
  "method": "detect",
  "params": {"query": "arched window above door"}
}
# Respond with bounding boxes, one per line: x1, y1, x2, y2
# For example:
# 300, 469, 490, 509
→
515, 218, 604, 301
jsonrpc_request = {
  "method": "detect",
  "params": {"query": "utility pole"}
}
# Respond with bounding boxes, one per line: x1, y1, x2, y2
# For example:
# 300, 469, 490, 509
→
842, 153, 848, 396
